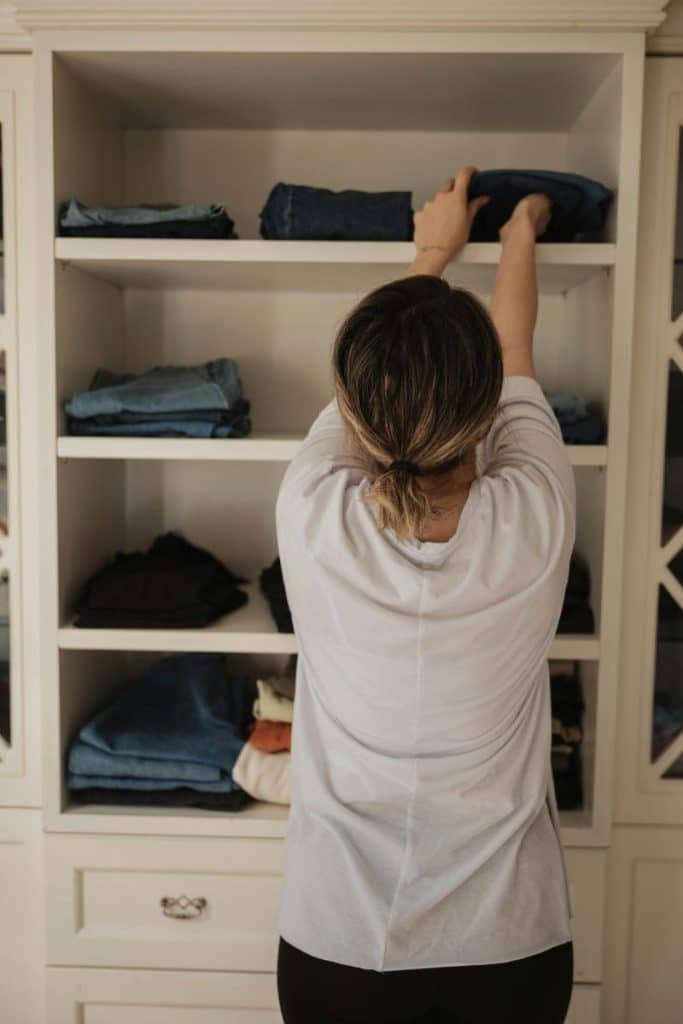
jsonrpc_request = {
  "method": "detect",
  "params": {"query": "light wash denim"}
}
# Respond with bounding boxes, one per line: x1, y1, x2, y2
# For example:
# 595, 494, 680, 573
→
68, 653, 255, 788
61, 196, 230, 228
65, 360, 243, 419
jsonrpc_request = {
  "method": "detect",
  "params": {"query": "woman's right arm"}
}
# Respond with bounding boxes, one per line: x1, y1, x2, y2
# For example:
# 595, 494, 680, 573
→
489, 195, 552, 380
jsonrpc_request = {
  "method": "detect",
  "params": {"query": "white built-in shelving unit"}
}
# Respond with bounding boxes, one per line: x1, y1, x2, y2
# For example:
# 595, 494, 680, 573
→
35, 40, 642, 855
23, 13, 654, 1019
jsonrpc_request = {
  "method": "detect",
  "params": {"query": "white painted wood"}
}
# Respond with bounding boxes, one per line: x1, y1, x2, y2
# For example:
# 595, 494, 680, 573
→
45, 834, 603, 981
55, 239, 616, 295
46, 833, 284, 971
602, 825, 683, 1024
42, 800, 597, 845
57, 435, 305, 462
56, 590, 599, 658
615, 56, 683, 825
564, 849, 606, 982
0, 54, 42, 806
46, 967, 281, 1024
13, 1, 671, 34
0, 809, 46, 1023
566, 984, 601, 1024
56, 435, 608, 466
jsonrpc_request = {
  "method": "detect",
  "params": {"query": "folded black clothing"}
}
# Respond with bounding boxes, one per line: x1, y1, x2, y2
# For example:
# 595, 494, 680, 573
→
467, 169, 613, 243
550, 669, 585, 731
58, 218, 237, 239
74, 532, 248, 629
259, 557, 293, 633
69, 786, 252, 813
552, 749, 583, 811
564, 553, 591, 605
557, 605, 595, 635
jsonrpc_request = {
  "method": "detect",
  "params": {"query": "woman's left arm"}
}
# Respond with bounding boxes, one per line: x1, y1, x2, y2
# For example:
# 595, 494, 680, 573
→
405, 165, 489, 279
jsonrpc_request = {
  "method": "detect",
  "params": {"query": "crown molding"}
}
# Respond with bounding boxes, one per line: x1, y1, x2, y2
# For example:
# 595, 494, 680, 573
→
9, 1, 672, 34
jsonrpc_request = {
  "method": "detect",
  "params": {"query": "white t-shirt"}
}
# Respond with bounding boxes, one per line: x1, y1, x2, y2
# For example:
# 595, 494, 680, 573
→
275, 375, 576, 972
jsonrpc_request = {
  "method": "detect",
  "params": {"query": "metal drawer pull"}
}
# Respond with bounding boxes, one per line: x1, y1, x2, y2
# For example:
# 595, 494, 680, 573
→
160, 895, 207, 919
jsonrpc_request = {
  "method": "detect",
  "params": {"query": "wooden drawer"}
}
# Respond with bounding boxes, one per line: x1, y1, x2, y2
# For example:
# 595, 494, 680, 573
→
47, 967, 281, 1023
566, 984, 601, 1024
565, 848, 606, 983
46, 967, 598, 1024
46, 834, 284, 971
47, 834, 605, 980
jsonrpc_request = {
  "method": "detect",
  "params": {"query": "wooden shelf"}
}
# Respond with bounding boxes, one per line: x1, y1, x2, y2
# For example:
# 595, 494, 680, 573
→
56, 435, 608, 467
58, 583, 599, 659
54, 238, 616, 294
58, 582, 297, 655
57, 435, 303, 462
53, 800, 596, 845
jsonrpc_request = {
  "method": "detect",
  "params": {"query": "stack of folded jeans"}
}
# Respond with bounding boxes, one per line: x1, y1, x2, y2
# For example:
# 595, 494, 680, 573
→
546, 392, 606, 445
67, 653, 256, 811
65, 358, 251, 439
259, 182, 413, 241
260, 557, 293, 632
549, 660, 584, 811
232, 675, 294, 805
58, 197, 238, 239
558, 552, 595, 635
467, 169, 613, 242
74, 532, 248, 629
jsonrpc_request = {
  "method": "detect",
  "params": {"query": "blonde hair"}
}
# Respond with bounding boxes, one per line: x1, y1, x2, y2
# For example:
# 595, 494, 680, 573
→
333, 274, 503, 539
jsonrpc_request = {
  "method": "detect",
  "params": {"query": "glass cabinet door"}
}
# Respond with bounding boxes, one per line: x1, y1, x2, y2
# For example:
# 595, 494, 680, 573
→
0, 90, 22, 780
645, 118, 683, 791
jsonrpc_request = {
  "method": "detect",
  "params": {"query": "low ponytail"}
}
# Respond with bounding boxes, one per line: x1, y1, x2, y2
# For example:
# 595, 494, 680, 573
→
332, 274, 503, 540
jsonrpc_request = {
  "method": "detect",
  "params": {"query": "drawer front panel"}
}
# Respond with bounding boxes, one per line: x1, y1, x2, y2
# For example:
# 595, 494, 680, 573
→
47, 836, 605, 980
46, 834, 284, 971
47, 968, 281, 1024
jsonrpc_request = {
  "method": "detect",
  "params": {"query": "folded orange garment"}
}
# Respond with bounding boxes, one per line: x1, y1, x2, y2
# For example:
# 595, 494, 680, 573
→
248, 719, 292, 753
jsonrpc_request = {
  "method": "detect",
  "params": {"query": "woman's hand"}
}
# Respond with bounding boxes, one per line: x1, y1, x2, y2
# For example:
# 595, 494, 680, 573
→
406, 166, 490, 278
498, 194, 552, 244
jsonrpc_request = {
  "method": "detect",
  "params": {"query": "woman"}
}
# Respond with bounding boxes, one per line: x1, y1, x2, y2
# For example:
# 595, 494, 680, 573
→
274, 166, 575, 1023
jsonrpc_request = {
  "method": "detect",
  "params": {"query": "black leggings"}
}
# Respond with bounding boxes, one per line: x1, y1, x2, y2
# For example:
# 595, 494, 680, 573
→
277, 936, 574, 1024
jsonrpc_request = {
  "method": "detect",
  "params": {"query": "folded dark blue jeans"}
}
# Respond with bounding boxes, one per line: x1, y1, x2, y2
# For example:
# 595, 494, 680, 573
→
467, 170, 614, 242
259, 182, 414, 241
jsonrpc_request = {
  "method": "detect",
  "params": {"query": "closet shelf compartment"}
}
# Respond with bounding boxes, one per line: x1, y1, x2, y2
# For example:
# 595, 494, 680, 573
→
54, 239, 616, 294
56, 436, 609, 467
56, 583, 600, 659
58, 582, 297, 654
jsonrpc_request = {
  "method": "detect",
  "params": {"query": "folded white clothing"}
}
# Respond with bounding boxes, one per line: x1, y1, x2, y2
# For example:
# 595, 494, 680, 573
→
232, 743, 291, 804
253, 677, 294, 722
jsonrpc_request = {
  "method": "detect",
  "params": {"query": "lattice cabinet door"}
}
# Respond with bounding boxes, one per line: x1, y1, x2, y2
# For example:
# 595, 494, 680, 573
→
616, 56, 683, 823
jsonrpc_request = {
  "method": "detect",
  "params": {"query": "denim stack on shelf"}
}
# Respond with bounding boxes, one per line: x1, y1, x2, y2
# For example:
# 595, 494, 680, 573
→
64, 358, 251, 439
73, 532, 248, 629
546, 391, 606, 445
232, 666, 296, 805
259, 557, 293, 633
67, 653, 257, 812
466, 169, 614, 242
259, 182, 414, 241
549, 660, 585, 811
58, 197, 239, 239
558, 552, 595, 634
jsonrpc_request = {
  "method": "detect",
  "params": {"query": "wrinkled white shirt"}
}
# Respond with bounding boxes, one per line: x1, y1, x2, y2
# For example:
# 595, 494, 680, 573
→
275, 375, 576, 971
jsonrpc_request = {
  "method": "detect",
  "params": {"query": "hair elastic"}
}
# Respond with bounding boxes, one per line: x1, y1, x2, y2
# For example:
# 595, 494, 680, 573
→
389, 459, 420, 476
388, 452, 463, 477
